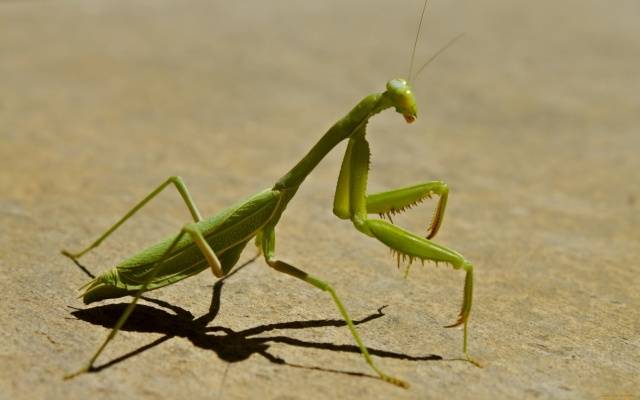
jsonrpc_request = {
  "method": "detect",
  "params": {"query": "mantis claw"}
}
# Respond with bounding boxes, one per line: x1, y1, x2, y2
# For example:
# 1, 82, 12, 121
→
444, 315, 465, 329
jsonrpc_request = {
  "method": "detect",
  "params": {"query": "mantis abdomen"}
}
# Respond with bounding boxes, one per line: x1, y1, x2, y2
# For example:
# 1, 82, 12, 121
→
81, 188, 282, 304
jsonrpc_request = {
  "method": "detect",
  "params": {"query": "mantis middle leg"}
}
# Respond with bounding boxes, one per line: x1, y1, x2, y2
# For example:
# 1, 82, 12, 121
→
62, 176, 202, 260
333, 131, 477, 364
260, 227, 409, 388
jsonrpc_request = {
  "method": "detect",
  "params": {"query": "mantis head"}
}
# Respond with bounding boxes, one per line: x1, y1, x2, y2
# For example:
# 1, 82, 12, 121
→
386, 78, 417, 124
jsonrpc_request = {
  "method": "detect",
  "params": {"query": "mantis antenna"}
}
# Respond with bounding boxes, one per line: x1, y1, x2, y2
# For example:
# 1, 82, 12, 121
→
413, 32, 465, 81
406, 0, 465, 84
407, 0, 430, 83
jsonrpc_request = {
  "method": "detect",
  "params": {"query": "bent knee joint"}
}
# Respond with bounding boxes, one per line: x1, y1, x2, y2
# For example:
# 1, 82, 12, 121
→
333, 206, 351, 220
461, 261, 473, 272
183, 222, 199, 233
318, 280, 334, 293
351, 215, 374, 236
437, 181, 449, 195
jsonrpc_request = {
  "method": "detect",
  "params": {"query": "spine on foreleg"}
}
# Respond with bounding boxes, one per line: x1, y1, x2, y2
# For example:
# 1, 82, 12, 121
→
367, 219, 462, 267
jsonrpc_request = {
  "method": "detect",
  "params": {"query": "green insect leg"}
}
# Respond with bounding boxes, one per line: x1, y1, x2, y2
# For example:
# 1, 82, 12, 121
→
335, 133, 479, 366
64, 223, 223, 379
365, 219, 476, 364
332, 133, 448, 239
260, 227, 409, 388
366, 181, 448, 239
62, 176, 202, 260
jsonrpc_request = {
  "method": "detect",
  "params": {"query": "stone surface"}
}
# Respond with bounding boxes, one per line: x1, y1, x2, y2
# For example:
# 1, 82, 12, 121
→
1, 1, 638, 399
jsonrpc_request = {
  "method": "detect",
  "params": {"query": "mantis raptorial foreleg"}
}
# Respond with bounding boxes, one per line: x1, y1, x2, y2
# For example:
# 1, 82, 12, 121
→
260, 228, 409, 388
334, 131, 478, 365
333, 138, 448, 239
65, 222, 223, 379
366, 220, 475, 358
366, 181, 448, 239
62, 176, 202, 260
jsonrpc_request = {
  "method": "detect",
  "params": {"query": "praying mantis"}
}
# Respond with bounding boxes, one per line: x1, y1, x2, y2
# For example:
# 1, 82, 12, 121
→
62, 0, 478, 389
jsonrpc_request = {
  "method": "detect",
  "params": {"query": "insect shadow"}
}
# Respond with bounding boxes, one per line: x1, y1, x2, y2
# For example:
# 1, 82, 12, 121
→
68, 258, 443, 380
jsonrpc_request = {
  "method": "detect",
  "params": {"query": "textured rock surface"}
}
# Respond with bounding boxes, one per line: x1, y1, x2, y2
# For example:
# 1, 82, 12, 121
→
1, 1, 638, 399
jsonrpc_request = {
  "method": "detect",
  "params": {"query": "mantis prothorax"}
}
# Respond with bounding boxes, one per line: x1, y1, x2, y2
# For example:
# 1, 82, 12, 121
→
62, 1, 478, 388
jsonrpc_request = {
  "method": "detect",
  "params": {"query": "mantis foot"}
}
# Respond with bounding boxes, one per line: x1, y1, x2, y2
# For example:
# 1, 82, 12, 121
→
465, 353, 483, 368
63, 364, 93, 380
379, 372, 410, 389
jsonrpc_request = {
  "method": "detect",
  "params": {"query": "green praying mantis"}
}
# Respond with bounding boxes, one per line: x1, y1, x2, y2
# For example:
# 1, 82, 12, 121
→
62, 1, 479, 389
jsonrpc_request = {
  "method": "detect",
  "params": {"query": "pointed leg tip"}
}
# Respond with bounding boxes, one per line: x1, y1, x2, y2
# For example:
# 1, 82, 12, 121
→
381, 374, 410, 389
466, 354, 483, 368
444, 318, 464, 329
63, 366, 91, 380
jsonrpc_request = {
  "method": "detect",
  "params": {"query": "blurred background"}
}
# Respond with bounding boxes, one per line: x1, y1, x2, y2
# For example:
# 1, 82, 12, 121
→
1, 1, 638, 399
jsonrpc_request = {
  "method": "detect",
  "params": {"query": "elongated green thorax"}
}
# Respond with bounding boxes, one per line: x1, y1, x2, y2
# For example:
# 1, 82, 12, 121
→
274, 94, 390, 191
274, 79, 417, 192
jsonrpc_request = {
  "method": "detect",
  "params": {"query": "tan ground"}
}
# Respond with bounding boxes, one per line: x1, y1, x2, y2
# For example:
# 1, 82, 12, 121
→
1, 1, 638, 399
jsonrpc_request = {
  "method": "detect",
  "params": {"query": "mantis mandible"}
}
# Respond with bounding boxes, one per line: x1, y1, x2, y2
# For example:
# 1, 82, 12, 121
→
62, 1, 478, 388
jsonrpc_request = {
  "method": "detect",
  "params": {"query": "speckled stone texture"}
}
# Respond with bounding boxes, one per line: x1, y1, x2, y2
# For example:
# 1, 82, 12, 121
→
1, 1, 638, 399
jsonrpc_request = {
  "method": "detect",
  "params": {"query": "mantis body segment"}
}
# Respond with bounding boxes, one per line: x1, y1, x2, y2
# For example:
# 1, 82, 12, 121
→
63, 3, 478, 388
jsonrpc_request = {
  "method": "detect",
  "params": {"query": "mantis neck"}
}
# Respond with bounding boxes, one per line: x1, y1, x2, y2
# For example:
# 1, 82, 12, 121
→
274, 92, 391, 191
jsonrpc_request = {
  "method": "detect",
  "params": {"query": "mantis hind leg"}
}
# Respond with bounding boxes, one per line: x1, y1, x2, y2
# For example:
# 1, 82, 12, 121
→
62, 176, 202, 260
65, 223, 223, 379
260, 227, 409, 388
